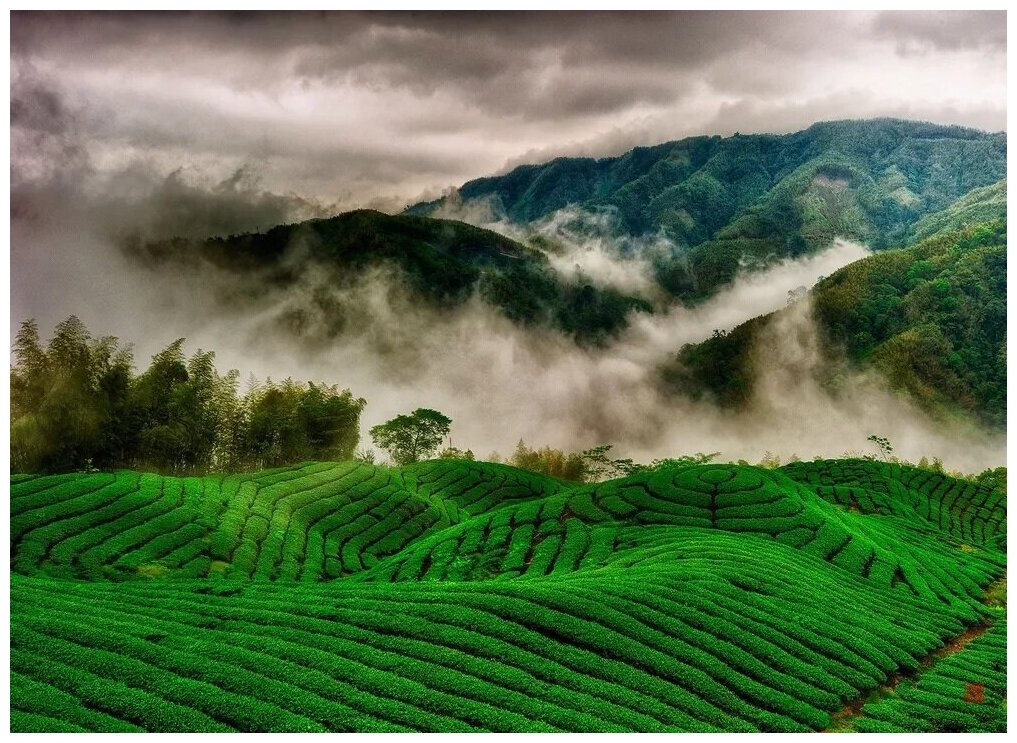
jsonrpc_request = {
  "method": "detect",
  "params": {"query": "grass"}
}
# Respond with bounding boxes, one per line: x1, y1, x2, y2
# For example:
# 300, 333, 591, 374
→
9, 457, 1007, 732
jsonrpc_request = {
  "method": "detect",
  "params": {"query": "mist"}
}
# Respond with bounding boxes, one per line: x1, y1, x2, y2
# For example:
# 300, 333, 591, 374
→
10, 189, 1005, 474
435, 199, 670, 300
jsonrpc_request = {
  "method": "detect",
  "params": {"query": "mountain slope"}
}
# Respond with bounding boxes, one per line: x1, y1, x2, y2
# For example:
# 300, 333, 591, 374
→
665, 219, 1007, 427
410, 119, 1006, 299
10, 458, 1007, 732
124, 209, 651, 343
911, 180, 1006, 242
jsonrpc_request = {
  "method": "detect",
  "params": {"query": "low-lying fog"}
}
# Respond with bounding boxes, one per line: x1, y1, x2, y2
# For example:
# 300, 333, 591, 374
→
11, 188, 1005, 473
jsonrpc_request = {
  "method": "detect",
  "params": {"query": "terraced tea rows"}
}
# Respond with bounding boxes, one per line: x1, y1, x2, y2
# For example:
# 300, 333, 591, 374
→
11, 461, 562, 581
840, 609, 1006, 733
9, 459, 1007, 732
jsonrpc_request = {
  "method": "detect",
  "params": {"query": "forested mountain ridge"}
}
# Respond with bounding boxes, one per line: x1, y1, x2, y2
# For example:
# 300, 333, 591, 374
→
117, 123, 1007, 432
125, 209, 651, 343
409, 119, 1006, 299
666, 218, 1007, 428
124, 121, 1006, 345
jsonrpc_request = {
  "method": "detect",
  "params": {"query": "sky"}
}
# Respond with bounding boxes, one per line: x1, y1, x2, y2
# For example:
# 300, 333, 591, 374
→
10, 10, 1007, 215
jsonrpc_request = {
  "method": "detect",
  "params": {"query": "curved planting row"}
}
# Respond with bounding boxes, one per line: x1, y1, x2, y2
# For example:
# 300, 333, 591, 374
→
9, 527, 1000, 734
11, 461, 567, 582
782, 459, 1006, 546
10, 461, 1007, 601
844, 609, 1006, 732
404, 460, 566, 516
359, 464, 1003, 616
9, 459, 1006, 732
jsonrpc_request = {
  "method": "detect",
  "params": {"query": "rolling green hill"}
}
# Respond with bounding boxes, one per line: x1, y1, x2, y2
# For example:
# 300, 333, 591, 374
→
124, 209, 651, 343
666, 219, 1007, 427
10, 458, 1006, 732
409, 119, 1006, 299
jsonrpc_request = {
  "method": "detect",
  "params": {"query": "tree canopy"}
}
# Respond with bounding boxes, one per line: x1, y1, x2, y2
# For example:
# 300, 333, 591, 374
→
10, 316, 366, 474
369, 408, 453, 465
666, 220, 1007, 428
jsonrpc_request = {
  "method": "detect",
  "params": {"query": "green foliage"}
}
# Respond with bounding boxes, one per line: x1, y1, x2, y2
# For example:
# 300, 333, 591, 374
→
647, 452, 722, 469
668, 219, 1007, 427
10, 317, 365, 474
10, 316, 134, 474
974, 467, 1006, 497
848, 612, 1006, 732
664, 314, 766, 407
509, 439, 587, 481
507, 441, 647, 482
416, 119, 1005, 299
9, 456, 1007, 732
131, 209, 651, 344
577, 444, 643, 481
815, 220, 1006, 427
437, 446, 475, 461
369, 408, 452, 465
243, 379, 365, 469
910, 180, 1006, 242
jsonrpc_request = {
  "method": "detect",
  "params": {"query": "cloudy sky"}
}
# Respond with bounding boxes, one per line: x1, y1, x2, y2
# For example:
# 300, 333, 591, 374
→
11, 10, 1007, 214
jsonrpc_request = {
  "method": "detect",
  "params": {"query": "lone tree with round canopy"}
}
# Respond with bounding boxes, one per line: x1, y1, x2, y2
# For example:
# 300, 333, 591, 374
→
369, 408, 452, 465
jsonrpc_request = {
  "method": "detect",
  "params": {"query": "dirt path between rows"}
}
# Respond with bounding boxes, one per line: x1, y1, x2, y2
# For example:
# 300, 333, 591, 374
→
823, 573, 1005, 732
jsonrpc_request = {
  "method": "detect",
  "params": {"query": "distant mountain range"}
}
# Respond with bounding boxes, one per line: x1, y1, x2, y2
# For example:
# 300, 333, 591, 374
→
409, 118, 1005, 299
128, 119, 1006, 424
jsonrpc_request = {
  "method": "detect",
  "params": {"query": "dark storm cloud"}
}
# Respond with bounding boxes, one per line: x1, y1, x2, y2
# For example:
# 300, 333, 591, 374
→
872, 10, 1006, 53
10, 10, 1007, 223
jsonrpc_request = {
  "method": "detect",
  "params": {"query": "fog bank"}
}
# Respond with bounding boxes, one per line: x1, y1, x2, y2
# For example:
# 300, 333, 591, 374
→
11, 202, 1005, 473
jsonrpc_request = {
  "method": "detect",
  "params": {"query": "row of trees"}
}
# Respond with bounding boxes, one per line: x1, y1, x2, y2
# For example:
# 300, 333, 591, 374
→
503, 440, 719, 483
12, 318, 1005, 492
11, 317, 366, 474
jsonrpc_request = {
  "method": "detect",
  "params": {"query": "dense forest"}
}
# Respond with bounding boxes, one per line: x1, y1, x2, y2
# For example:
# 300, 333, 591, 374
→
125, 209, 651, 345
410, 119, 1006, 299
666, 219, 1007, 428
10, 317, 365, 474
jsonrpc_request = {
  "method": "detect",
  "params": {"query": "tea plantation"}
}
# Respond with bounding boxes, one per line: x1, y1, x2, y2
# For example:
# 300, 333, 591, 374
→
9, 459, 1007, 732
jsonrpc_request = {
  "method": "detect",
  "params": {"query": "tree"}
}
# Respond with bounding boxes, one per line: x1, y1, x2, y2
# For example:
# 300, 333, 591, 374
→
369, 408, 452, 465
10, 316, 135, 473
10, 316, 366, 475
866, 434, 894, 462
580, 444, 642, 481
510, 439, 586, 481
438, 446, 475, 461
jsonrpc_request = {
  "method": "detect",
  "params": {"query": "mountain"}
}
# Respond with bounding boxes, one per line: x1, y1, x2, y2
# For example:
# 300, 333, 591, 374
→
9, 457, 1007, 732
665, 218, 1007, 428
910, 180, 1007, 242
409, 119, 1006, 299
126, 121, 1006, 346
125, 209, 651, 343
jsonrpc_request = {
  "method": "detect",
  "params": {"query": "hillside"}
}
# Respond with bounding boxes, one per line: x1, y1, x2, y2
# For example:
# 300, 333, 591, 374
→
119, 122, 1006, 349
409, 119, 1006, 299
665, 219, 1007, 427
124, 209, 650, 343
911, 180, 1007, 242
10, 458, 1006, 732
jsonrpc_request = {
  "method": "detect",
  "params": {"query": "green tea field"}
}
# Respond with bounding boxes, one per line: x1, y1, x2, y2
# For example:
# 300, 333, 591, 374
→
9, 459, 1007, 732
